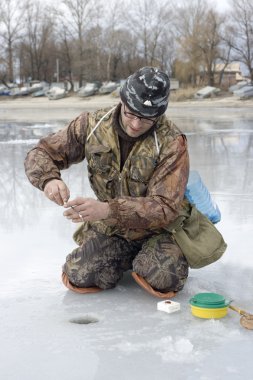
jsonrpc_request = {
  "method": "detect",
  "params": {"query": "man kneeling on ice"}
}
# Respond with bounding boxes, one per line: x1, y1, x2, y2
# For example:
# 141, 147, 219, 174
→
24, 67, 226, 297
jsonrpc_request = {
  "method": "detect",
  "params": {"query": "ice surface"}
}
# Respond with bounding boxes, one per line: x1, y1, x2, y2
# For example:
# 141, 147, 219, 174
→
0, 109, 253, 380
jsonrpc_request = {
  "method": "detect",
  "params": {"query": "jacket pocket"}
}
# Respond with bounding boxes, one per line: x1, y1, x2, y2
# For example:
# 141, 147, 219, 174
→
87, 144, 113, 174
128, 156, 156, 196
86, 145, 114, 200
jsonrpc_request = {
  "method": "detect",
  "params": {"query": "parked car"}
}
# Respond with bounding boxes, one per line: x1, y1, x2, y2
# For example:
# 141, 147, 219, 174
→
46, 87, 66, 100
77, 82, 101, 97
29, 83, 44, 94
32, 88, 48, 97
194, 86, 220, 99
99, 81, 118, 94
0, 86, 11, 96
233, 84, 253, 99
229, 81, 248, 93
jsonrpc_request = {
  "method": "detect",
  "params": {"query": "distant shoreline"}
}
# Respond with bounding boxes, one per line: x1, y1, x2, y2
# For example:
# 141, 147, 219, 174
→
1, 94, 253, 123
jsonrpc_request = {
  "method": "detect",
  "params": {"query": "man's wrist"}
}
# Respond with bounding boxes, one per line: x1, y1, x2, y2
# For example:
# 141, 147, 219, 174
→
103, 200, 118, 225
42, 178, 62, 191
102, 202, 110, 219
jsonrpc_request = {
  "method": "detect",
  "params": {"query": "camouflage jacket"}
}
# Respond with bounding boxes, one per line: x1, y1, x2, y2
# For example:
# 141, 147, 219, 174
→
24, 104, 189, 241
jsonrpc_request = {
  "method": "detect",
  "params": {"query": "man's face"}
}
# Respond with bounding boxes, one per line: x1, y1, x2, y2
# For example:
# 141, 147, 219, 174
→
121, 103, 157, 137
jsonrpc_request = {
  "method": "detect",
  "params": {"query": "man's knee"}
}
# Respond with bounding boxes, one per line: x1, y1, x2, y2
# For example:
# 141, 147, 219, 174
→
62, 231, 135, 290
132, 233, 189, 292
63, 246, 121, 290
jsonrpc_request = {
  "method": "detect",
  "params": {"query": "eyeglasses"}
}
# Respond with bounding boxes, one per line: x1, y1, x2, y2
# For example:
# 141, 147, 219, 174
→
123, 104, 157, 127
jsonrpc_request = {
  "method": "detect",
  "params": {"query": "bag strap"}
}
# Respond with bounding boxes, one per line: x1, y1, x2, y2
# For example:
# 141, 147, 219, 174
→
164, 199, 191, 233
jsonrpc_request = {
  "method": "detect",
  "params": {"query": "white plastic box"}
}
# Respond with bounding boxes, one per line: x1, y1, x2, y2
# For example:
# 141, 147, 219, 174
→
157, 300, 180, 314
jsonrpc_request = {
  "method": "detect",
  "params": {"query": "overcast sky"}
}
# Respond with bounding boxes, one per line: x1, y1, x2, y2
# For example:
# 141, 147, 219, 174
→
209, 0, 230, 11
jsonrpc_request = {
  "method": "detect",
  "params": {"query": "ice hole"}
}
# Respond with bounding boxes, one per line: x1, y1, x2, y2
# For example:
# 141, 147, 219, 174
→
69, 315, 99, 325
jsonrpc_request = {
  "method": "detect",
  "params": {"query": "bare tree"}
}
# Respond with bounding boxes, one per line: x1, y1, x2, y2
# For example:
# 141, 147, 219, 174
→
60, 0, 100, 87
19, 0, 57, 82
228, 0, 253, 82
174, 0, 225, 86
100, 0, 124, 81
0, 0, 23, 83
197, 9, 225, 86
217, 24, 233, 85
57, 27, 75, 91
174, 0, 206, 85
157, 28, 177, 74
125, 0, 174, 69
85, 25, 103, 80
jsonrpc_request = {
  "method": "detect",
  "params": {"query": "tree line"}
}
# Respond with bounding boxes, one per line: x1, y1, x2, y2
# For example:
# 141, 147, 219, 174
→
0, 0, 252, 90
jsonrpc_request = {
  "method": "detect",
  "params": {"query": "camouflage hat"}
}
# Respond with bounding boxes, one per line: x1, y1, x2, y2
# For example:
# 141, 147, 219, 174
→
120, 66, 170, 117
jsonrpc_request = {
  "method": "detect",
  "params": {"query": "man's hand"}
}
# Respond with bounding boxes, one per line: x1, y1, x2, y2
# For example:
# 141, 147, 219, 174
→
63, 197, 109, 223
44, 179, 70, 206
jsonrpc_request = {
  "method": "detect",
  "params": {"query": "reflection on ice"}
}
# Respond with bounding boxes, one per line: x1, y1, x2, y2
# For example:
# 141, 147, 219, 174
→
0, 139, 39, 144
0, 118, 252, 231
0, 122, 62, 142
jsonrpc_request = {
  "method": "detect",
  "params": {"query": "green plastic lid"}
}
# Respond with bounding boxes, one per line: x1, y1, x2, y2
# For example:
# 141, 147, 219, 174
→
189, 293, 231, 309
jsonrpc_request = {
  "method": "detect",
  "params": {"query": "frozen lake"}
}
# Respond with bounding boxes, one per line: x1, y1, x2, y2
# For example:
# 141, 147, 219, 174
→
0, 109, 252, 380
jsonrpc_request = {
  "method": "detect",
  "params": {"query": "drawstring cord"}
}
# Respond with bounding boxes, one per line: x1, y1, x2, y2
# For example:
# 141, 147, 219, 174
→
154, 130, 160, 155
87, 105, 117, 141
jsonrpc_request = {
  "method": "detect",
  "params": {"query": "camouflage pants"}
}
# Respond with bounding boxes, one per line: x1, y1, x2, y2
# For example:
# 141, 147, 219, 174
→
63, 228, 189, 292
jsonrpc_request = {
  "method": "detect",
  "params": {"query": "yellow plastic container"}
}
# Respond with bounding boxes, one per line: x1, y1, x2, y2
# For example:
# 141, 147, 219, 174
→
190, 304, 228, 319
189, 293, 230, 319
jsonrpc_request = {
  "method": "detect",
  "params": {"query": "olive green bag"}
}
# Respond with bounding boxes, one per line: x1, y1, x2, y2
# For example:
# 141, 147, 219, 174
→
165, 202, 227, 268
